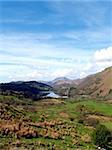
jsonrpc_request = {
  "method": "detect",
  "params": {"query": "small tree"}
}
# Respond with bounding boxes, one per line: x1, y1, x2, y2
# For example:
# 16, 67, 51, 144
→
92, 124, 111, 148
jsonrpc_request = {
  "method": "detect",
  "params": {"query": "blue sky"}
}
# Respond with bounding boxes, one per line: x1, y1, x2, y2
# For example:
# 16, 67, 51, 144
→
0, 0, 112, 82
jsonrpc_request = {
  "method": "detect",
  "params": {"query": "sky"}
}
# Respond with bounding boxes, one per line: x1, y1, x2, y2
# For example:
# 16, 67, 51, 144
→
0, 0, 112, 82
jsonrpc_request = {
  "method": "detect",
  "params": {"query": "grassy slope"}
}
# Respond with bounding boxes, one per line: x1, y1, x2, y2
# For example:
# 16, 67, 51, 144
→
0, 96, 112, 150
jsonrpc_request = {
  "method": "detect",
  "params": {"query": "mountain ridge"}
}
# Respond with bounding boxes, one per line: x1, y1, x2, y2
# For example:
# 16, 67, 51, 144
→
0, 66, 112, 99
49, 66, 112, 98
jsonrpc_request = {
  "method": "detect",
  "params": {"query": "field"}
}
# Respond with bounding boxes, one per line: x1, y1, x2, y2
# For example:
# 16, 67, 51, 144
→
0, 95, 112, 150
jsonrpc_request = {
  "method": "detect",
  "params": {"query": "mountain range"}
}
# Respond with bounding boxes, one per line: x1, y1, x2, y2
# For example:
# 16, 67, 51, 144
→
49, 66, 112, 99
0, 66, 112, 100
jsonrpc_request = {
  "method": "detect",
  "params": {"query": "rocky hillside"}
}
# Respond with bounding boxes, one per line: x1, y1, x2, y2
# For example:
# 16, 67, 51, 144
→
77, 66, 112, 98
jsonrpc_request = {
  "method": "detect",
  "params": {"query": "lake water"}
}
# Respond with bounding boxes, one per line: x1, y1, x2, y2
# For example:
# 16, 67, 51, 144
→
46, 91, 60, 98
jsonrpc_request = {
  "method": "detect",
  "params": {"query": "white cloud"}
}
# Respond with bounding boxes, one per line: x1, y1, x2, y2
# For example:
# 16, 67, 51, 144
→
0, 31, 111, 82
94, 47, 112, 61
69, 46, 112, 79
1, 46, 112, 82
93, 47, 112, 72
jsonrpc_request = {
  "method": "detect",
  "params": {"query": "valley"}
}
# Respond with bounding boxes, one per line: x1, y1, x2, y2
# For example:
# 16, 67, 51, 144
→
0, 1, 111, 149
0, 67, 112, 150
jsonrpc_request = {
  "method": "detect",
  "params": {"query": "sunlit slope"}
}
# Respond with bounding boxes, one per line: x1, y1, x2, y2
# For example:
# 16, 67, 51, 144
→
77, 66, 112, 97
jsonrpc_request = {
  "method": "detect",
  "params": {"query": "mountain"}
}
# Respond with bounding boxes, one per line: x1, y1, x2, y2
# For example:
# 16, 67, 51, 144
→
48, 77, 83, 96
49, 66, 112, 99
77, 66, 112, 98
0, 67, 111, 99
49, 77, 84, 85
48, 77, 72, 86
0, 81, 52, 100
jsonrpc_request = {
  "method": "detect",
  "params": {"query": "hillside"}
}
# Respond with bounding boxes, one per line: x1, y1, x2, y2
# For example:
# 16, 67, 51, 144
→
48, 77, 75, 96
49, 77, 83, 86
0, 67, 112, 149
50, 66, 112, 99
0, 67, 111, 99
0, 81, 52, 100
49, 77, 83, 96
0, 95, 112, 150
77, 66, 112, 98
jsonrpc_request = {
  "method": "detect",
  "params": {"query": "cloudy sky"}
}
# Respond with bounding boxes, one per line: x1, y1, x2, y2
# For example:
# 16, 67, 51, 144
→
0, 0, 112, 82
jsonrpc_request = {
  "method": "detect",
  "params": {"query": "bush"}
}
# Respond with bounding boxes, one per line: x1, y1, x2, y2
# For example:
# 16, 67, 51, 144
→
84, 117, 99, 127
92, 124, 111, 148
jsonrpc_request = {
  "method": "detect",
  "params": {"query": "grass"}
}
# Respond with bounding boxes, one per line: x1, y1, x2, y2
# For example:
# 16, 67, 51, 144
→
78, 100, 112, 116
0, 95, 112, 149
102, 122, 112, 130
38, 99, 112, 120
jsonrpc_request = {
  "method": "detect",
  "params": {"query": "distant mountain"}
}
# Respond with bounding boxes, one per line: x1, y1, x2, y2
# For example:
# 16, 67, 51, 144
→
0, 81, 52, 100
48, 77, 83, 96
77, 66, 112, 98
48, 77, 83, 86
0, 67, 111, 100
48, 77, 72, 86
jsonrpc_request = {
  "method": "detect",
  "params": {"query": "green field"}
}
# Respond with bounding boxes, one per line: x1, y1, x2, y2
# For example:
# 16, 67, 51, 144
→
0, 96, 112, 150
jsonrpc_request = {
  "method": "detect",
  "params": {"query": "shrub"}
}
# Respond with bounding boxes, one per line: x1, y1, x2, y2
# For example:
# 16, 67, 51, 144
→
84, 117, 99, 127
92, 124, 111, 148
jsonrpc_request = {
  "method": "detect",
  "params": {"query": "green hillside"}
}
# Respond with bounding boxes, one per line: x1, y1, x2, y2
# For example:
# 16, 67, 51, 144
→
0, 95, 112, 150
0, 81, 52, 100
